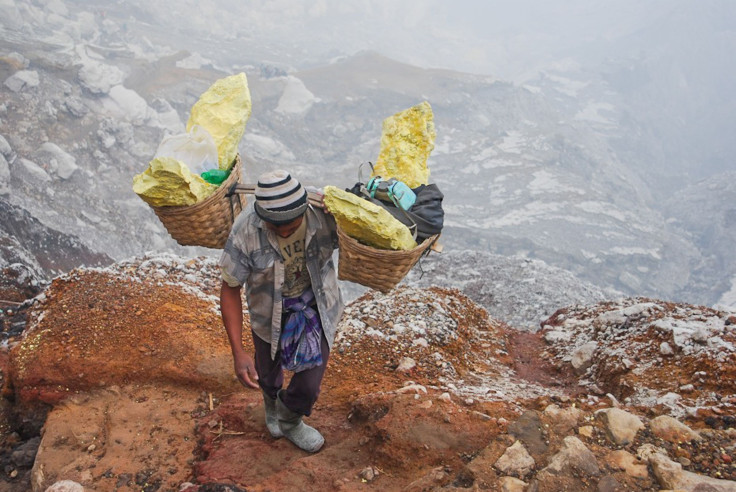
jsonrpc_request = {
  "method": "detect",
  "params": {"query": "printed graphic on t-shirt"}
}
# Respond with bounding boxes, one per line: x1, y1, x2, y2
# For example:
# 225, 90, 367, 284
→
278, 221, 310, 297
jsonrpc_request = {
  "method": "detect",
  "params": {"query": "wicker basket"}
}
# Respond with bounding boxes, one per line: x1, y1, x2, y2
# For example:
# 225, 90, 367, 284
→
336, 225, 438, 293
150, 154, 245, 249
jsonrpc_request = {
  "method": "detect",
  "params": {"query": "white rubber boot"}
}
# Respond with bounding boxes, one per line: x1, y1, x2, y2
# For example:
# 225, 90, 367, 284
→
276, 391, 324, 452
262, 392, 283, 438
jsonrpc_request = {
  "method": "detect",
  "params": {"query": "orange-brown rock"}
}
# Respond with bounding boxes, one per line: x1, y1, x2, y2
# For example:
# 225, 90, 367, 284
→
7, 270, 240, 405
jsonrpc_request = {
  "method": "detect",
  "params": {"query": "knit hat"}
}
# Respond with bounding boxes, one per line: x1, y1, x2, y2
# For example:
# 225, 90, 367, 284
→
254, 170, 308, 225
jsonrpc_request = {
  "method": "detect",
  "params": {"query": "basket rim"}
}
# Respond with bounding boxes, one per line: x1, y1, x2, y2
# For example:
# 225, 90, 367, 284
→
336, 224, 438, 256
151, 154, 242, 216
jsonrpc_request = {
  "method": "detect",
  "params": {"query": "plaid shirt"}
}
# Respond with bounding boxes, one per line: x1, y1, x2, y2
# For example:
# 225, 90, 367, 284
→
219, 202, 344, 360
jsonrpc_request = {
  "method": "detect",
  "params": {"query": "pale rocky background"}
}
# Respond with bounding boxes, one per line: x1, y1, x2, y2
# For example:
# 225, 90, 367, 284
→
0, 0, 735, 310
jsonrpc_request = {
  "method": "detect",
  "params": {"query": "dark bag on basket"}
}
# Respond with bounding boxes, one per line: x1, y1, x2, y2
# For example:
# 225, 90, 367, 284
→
347, 181, 444, 242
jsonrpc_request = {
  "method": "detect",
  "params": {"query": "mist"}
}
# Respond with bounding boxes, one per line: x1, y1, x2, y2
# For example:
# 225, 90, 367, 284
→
73, 0, 736, 182
1, 0, 735, 308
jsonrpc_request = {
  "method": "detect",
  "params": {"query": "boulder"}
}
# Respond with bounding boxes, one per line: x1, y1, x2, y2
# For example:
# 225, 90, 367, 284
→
0, 153, 9, 194
0, 134, 14, 161
17, 158, 51, 183
605, 449, 649, 479
570, 341, 598, 374
595, 407, 644, 446
508, 410, 548, 455
649, 415, 702, 443
37, 143, 79, 180
77, 61, 124, 95
5, 69, 40, 92
640, 445, 736, 491
498, 476, 527, 492
538, 436, 600, 478
43, 480, 84, 492
543, 403, 583, 433
494, 440, 535, 479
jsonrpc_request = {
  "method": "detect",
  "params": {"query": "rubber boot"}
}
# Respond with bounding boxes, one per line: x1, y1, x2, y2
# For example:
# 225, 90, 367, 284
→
276, 391, 324, 452
262, 392, 283, 438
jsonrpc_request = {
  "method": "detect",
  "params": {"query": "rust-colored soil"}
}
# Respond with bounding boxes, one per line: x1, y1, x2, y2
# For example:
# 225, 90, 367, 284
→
1, 258, 735, 491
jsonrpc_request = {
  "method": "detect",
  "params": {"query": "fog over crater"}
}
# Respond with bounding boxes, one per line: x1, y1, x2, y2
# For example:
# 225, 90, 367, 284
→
1, 0, 735, 313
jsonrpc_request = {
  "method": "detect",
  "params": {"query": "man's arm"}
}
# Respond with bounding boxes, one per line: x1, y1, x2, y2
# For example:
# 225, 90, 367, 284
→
220, 281, 259, 389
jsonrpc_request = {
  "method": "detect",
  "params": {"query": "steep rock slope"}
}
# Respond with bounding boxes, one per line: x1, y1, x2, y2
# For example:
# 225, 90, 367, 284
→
1, 1, 733, 307
661, 171, 736, 308
403, 249, 618, 330
1, 254, 736, 491
0, 199, 111, 302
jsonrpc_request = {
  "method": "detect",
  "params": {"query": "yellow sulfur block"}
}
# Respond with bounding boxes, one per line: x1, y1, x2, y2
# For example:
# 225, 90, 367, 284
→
323, 186, 417, 251
132, 157, 217, 207
187, 72, 252, 170
372, 101, 435, 188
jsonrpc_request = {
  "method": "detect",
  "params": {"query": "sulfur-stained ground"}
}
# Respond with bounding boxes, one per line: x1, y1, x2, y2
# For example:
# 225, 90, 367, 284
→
1, 254, 736, 491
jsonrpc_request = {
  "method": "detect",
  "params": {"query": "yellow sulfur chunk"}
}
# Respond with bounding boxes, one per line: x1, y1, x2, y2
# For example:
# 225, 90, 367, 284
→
187, 72, 252, 170
132, 157, 217, 207
323, 186, 417, 251
372, 101, 435, 188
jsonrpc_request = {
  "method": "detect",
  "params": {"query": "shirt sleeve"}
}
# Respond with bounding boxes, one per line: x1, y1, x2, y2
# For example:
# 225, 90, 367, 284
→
308, 203, 339, 250
218, 214, 251, 286
221, 268, 242, 288
316, 205, 338, 250
327, 212, 339, 249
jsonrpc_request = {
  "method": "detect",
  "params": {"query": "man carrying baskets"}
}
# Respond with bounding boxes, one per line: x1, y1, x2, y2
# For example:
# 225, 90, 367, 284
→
219, 170, 344, 453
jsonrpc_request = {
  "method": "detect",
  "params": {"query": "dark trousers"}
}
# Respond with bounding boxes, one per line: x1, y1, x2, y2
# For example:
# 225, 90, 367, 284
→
252, 314, 330, 417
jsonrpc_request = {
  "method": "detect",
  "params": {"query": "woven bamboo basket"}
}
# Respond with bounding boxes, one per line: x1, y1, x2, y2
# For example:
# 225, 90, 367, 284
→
336, 225, 438, 293
151, 154, 245, 249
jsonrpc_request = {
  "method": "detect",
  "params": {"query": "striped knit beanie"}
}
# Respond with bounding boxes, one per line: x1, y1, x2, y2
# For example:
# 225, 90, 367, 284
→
254, 170, 308, 225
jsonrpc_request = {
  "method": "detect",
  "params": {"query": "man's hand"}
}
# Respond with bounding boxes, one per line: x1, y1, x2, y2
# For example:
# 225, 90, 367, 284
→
220, 281, 259, 389
320, 192, 332, 215
233, 351, 259, 389
307, 189, 331, 214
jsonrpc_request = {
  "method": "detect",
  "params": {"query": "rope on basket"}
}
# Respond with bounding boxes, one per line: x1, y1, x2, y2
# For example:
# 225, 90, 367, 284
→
226, 184, 323, 208
415, 234, 440, 280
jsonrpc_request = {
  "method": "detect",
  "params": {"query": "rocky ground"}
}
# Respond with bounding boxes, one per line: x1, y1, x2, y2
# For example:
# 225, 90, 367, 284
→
0, 253, 735, 491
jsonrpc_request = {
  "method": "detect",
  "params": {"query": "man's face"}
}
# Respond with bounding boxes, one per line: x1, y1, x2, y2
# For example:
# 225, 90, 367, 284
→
265, 215, 304, 238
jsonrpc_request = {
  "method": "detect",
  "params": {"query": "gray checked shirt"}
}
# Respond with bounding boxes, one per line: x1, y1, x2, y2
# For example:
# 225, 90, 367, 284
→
219, 202, 344, 360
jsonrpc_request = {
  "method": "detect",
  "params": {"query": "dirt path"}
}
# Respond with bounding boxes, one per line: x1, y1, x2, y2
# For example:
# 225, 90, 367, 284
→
507, 330, 582, 394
